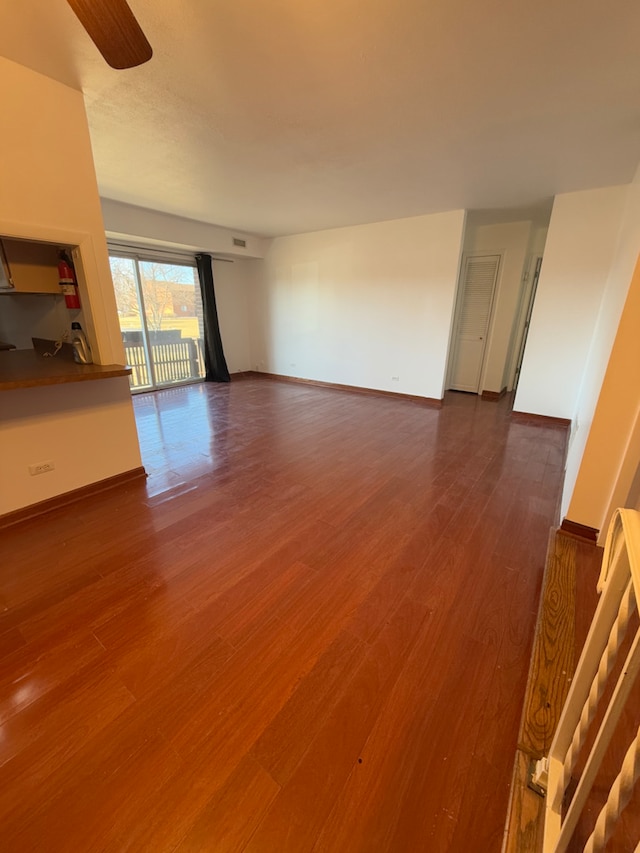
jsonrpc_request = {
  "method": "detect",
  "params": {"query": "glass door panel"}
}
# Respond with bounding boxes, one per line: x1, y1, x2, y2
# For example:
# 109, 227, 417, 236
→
110, 255, 205, 392
111, 256, 153, 390
139, 261, 205, 387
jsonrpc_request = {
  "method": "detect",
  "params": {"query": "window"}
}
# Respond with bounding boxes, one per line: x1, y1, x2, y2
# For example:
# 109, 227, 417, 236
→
109, 254, 205, 392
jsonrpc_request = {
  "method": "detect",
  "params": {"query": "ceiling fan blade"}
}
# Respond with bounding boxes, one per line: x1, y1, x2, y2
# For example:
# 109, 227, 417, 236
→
66, 0, 153, 69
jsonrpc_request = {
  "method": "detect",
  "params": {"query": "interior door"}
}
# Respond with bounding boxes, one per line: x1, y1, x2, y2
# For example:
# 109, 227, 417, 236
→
448, 254, 500, 392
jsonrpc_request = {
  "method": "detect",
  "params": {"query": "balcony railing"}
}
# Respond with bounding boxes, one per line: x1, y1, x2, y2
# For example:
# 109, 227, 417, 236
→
123, 336, 205, 389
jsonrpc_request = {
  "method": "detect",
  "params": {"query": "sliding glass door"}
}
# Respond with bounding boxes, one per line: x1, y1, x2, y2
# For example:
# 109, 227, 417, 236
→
110, 254, 205, 392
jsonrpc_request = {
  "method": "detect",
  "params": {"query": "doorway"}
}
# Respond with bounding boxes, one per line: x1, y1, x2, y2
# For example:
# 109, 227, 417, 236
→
448, 253, 501, 393
512, 256, 542, 392
109, 254, 206, 392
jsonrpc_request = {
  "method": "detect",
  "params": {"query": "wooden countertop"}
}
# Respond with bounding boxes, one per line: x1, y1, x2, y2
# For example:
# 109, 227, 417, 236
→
0, 349, 131, 391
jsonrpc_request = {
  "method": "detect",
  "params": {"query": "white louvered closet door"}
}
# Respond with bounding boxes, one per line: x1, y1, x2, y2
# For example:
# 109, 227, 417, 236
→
449, 254, 500, 393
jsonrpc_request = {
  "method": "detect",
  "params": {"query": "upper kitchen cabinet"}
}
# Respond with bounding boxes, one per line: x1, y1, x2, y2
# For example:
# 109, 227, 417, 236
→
0, 237, 62, 294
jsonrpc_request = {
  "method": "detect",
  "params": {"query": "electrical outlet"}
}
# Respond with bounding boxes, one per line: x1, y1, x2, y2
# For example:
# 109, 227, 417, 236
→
392, 376, 400, 382
28, 461, 55, 476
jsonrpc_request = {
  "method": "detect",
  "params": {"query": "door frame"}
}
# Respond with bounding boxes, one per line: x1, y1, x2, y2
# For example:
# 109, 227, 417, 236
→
508, 254, 542, 392
109, 251, 205, 394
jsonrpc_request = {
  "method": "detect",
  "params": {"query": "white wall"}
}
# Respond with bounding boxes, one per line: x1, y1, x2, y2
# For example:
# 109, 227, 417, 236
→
0, 293, 68, 350
101, 199, 271, 260
461, 220, 533, 393
249, 211, 466, 400
529, 225, 549, 257
0, 57, 124, 365
514, 185, 628, 422
0, 379, 141, 516
562, 168, 640, 530
0, 57, 142, 515
213, 259, 256, 373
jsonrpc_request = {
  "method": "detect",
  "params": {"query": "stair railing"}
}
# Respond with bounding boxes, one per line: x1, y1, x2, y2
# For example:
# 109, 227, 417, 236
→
532, 508, 640, 852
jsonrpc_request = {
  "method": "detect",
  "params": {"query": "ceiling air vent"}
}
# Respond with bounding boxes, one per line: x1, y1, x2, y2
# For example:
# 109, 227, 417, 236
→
232, 237, 247, 248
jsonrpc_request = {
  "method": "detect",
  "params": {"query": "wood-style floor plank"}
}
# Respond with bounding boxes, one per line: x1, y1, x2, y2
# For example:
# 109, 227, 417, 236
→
504, 749, 545, 853
0, 380, 569, 851
247, 596, 432, 853
519, 532, 579, 758
173, 755, 281, 852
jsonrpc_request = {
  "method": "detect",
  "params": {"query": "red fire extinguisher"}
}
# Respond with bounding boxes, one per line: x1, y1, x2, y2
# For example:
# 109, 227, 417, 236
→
58, 251, 81, 310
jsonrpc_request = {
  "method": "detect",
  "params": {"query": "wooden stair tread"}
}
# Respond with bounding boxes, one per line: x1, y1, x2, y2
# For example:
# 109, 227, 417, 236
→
503, 531, 602, 853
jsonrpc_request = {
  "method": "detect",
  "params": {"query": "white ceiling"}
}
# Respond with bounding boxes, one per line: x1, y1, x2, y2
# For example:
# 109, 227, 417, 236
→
1, 0, 639, 237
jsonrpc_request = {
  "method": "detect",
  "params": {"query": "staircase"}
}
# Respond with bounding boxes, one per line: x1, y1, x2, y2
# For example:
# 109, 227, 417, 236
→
503, 513, 640, 852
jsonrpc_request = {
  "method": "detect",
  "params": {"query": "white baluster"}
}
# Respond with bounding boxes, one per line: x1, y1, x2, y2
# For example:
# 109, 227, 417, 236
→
583, 721, 640, 853
554, 580, 637, 811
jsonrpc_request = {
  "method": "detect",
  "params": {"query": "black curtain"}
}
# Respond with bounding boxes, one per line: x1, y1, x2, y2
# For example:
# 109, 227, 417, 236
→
196, 253, 230, 383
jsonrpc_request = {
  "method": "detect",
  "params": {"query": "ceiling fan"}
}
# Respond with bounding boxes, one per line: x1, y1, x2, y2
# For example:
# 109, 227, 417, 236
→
66, 0, 153, 69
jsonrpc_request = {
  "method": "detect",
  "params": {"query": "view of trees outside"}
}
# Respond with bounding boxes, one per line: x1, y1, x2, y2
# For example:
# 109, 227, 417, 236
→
110, 256, 203, 338
109, 255, 205, 389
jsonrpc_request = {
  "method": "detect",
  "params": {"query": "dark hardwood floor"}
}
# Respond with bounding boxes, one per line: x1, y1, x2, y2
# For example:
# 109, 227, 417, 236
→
0, 378, 569, 851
